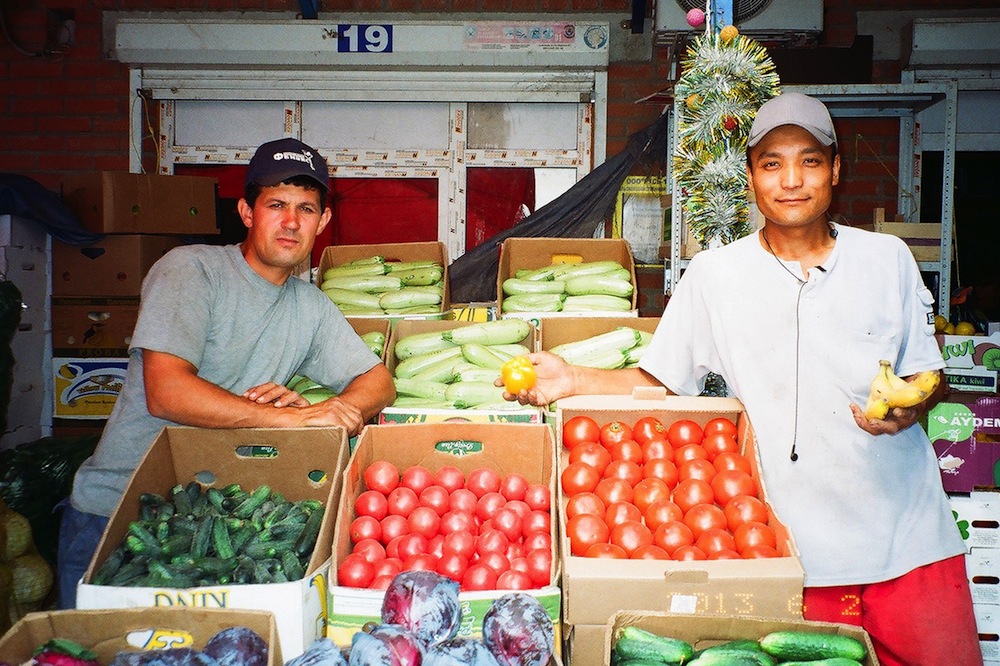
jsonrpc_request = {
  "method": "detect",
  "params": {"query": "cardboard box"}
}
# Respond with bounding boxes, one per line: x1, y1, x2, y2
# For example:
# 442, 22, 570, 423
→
52, 235, 182, 297
51, 297, 140, 353
946, 366, 1000, 393
318, 242, 450, 318
556, 391, 805, 627
378, 319, 542, 425
496, 238, 638, 325
53, 356, 129, 419
538, 316, 659, 352
61, 172, 219, 235
948, 490, 1000, 551
976, 604, 1000, 662
327, 422, 561, 650
928, 394, 1000, 492
940, 333, 1000, 375
967, 548, 1000, 606
76, 426, 349, 659
0, 608, 281, 666
602, 612, 879, 666
346, 317, 392, 361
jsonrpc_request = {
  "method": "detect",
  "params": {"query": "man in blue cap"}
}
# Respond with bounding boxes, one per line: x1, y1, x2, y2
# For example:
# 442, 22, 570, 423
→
56, 138, 395, 608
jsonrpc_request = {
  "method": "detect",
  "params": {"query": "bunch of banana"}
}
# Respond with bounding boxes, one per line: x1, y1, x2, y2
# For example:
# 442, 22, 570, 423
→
863, 360, 941, 419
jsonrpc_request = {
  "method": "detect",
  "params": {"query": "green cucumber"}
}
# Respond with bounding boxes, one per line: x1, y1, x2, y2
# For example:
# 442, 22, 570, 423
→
688, 646, 776, 666
779, 659, 864, 666
760, 631, 867, 662
612, 626, 694, 664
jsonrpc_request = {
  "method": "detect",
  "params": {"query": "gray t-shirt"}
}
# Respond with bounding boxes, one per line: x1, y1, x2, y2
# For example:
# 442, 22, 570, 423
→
71, 244, 380, 517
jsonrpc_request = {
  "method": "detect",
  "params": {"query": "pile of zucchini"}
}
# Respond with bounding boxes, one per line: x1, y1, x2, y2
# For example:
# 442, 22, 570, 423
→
319, 255, 445, 316
612, 626, 868, 666
390, 319, 536, 411
550, 326, 652, 370
91, 483, 324, 588
502, 260, 634, 313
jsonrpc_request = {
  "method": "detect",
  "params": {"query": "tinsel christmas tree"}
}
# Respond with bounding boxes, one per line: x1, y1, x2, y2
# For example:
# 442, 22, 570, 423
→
672, 26, 780, 247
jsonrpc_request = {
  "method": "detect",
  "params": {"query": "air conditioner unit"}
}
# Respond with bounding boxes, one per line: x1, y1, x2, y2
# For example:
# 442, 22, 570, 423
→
655, 0, 822, 42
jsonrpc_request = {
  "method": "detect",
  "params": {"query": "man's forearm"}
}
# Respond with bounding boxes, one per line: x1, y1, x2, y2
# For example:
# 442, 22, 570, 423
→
335, 364, 395, 423
570, 366, 667, 397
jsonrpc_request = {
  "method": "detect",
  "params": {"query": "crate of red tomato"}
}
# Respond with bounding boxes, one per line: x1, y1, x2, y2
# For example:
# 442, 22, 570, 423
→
556, 389, 805, 628
326, 422, 562, 651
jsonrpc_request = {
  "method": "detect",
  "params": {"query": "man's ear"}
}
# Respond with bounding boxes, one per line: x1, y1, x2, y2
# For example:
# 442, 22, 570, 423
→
316, 206, 332, 236
237, 198, 253, 230
831, 153, 841, 187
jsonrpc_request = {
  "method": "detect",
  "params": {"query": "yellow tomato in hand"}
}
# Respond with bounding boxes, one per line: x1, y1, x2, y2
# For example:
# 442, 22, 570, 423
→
500, 356, 537, 393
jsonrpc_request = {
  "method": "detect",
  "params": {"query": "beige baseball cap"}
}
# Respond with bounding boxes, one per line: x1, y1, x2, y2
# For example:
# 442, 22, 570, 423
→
748, 92, 837, 149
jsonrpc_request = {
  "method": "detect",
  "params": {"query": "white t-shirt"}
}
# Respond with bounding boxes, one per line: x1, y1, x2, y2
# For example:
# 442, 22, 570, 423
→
639, 224, 965, 586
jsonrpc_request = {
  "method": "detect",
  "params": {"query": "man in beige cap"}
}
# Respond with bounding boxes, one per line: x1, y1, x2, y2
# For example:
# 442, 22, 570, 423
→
503, 93, 981, 665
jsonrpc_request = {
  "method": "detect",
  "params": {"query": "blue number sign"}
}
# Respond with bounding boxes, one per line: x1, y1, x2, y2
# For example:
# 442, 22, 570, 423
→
337, 24, 393, 53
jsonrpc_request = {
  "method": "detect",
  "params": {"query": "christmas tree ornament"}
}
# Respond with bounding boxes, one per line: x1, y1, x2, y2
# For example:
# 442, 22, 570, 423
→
719, 25, 739, 42
724, 115, 737, 131
686, 8, 706, 28
685, 93, 701, 109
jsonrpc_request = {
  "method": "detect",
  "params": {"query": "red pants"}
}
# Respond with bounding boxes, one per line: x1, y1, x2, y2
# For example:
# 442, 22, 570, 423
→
803, 555, 983, 666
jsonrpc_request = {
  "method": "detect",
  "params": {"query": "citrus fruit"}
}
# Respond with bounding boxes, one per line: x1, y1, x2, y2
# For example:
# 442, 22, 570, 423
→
933, 315, 949, 333
954, 321, 977, 336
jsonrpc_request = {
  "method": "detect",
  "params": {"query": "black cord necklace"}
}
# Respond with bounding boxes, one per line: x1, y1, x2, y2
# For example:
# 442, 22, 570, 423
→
761, 227, 806, 285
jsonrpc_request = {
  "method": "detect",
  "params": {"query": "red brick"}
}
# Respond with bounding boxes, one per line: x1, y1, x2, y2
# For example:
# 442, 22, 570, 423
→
46, 116, 94, 132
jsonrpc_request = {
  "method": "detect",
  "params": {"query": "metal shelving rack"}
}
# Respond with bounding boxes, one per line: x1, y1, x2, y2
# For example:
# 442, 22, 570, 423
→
666, 81, 959, 311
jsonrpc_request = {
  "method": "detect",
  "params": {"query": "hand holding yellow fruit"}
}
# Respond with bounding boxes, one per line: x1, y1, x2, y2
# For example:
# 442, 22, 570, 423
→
863, 360, 940, 420
500, 356, 537, 394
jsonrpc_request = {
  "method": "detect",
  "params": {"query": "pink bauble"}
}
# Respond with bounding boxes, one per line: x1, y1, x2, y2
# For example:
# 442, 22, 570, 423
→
686, 8, 705, 27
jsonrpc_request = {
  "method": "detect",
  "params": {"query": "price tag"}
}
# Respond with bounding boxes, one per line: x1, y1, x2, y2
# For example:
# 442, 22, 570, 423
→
337, 24, 393, 53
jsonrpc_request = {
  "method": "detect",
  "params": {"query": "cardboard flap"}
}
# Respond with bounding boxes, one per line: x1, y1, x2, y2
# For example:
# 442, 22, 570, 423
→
631, 386, 668, 401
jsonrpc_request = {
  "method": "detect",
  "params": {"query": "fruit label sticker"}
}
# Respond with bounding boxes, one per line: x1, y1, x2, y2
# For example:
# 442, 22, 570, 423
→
435, 439, 484, 456
125, 629, 194, 650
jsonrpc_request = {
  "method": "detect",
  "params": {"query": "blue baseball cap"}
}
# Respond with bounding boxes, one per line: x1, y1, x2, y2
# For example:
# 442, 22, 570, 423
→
245, 138, 329, 192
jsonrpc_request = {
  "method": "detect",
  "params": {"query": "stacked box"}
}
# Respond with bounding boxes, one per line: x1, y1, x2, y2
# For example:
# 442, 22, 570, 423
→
379, 318, 542, 425
76, 426, 349, 659
0, 608, 280, 666
947, 489, 1000, 663
497, 237, 638, 328
327, 422, 561, 652
555, 391, 805, 666
938, 332, 1000, 393
928, 393, 1000, 492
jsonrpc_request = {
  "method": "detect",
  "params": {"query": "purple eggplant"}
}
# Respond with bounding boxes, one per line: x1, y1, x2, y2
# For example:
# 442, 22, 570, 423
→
481, 593, 554, 666
380, 571, 460, 651
423, 639, 500, 666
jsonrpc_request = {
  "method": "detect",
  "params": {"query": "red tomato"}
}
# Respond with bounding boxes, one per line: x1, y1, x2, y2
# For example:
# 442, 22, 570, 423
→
594, 477, 634, 507
566, 513, 610, 556
399, 465, 434, 494
523, 531, 551, 553
504, 499, 531, 520
570, 442, 612, 474
702, 433, 739, 461
672, 544, 707, 561
442, 530, 476, 560
406, 506, 441, 540
741, 544, 781, 559
631, 477, 671, 514
338, 553, 375, 587
630, 544, 670, 560
523, 484, 551, 512
671, 478, 714, 513
478, 551, 510, 576
475, 492, 507, 523
351, 538, 386, 564
396, 533, 429, 560
462, 563, 498, 591
609, 520, 653, 556
387, 487, 419, 517
666, 420, 704, 449
599, 420, 633, 449
427, 534, 444, 559
499, 473, 529, 501
522, 510, 550, 538
704, 417, 738, 438
565, 492, 606, 520
643, 459, 679, 489
652, 520, 694, 555
524, 547, 552, 586
350, 515, 382, 544
448, 488, 479, 514
674, 444, 709, 464
385, 535, 404, 560
711, 470, 757, 506
354, 490, 388, 520
466, 467, 502, 498
370, 574, 395, 590
496, 569, 533, 590
561, 461, 601, 495
733, 521, 777, 555
604, 501, 642, 529
418, 485, 451, 517
724, 495, 769, 531
695, 527, 736, 555
372, 557, 402, 580
632, 416, 667, 446
709, 548, 743, 560
713, 451, 752, 475
403, 553, 438, 572
683, 503, 728, 539
562, 415, 601, 450
584, 543, 629, 559
607, 439, 644, 465
602, 460, 643, 487
379, 514, 409, 544
435, 552, 469, 582
491, 506, 523, 543
438, 510, 476, 535
641, 436, 673, 463
434, 466, 466, 493
678, 458, 717, 483
643, 499, 684, 533
364, 461, 399, 495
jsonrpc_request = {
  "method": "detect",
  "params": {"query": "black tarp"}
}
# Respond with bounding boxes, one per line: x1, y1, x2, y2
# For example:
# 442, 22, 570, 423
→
448, 112, 669, 303
0, 173, 103, 246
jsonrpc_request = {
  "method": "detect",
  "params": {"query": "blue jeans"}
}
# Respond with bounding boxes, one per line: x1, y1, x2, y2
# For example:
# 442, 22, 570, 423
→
56, 500, 109, 609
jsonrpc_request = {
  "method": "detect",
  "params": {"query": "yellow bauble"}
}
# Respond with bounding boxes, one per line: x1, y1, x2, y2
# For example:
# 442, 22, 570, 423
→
955, 321, 977, 336
685, 93, 701, 109
719, 25, 739, 42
